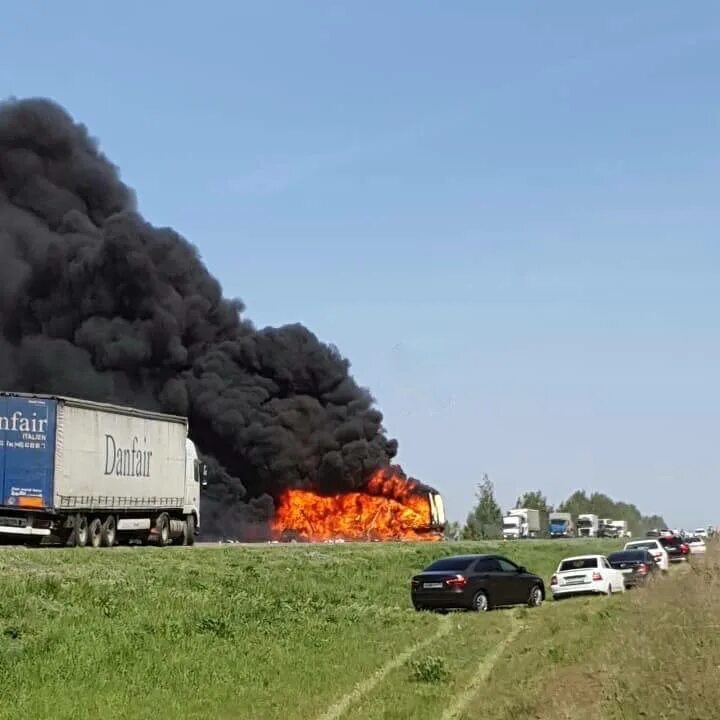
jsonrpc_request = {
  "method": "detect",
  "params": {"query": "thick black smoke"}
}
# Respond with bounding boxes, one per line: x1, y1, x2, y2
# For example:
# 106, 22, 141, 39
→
0, 97, 403, 537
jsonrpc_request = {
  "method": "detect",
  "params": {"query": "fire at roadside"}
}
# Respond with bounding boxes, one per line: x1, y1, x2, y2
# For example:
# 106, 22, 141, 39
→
270, 467, 447, 543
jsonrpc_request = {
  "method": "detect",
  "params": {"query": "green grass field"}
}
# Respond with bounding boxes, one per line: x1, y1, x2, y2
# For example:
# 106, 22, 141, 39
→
0, 539, 715, 720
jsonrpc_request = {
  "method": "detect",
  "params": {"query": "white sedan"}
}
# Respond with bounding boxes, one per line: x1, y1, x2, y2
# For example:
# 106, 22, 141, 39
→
686, 536, 706, 555
550, 554, 626, 599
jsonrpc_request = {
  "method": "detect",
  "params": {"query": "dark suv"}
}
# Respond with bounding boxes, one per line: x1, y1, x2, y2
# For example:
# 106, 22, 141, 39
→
658, 535, 690, 563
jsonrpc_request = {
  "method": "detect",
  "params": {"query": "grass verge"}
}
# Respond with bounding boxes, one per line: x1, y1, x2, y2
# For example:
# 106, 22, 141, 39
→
0, 538, 632, 720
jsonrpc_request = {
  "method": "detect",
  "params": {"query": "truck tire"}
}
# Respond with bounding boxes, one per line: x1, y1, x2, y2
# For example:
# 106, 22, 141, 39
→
155, 513, 171, 546
101, 515, 117, 547
72, 514, 89, 547
89, 517, 103, 548
182, 515, 196, 546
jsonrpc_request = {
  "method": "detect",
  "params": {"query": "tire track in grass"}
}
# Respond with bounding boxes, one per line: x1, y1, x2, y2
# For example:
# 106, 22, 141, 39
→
440, 617, 525, 720
315, 615, 452, 720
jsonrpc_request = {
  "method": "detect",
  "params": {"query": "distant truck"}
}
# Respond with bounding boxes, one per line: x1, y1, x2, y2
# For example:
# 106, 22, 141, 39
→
503, 508, 541, 539
577, 513, 599, 538
610, 519, 631, 538
598, 518, 618, 538
548, 512, 575, 538
0, 392, 207, 547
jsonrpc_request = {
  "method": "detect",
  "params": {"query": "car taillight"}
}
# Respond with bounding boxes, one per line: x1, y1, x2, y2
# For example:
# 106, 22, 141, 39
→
445, 575, 467, 588
550, 575, 558, 586
680, 544, 689, 554
592, 572, 603, 581
636, 563, 648, 574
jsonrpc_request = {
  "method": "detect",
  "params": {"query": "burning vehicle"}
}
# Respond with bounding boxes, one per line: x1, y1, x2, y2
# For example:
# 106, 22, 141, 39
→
272, 466, 446, 542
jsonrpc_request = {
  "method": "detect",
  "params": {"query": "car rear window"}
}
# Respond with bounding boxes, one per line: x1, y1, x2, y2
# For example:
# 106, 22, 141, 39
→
627, 541, 656, 550
424, 557, 474, 572
559, 558, 598, 572
608, 551, 646, 563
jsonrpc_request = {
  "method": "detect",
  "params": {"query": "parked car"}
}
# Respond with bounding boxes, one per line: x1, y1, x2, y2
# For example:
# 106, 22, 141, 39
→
658, 535, 690, 563
624, 539, 669, 571
685, 536, 706, 555
410, 554, 545, 612
550, 555, 626, 599
606, 549, 660, 588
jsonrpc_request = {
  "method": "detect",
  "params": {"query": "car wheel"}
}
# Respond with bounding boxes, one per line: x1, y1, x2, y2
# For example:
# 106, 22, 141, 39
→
471, 590, 489, 612
606, 584, 612, 596
528, 584, 543, 608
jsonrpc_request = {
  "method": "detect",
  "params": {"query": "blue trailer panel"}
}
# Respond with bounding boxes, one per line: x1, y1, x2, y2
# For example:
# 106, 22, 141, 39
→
0, 395, 56, 509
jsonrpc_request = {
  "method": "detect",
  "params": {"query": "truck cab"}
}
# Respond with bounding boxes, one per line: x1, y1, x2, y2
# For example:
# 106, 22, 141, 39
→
502, 513, 522, 540
183, 439, 207, 529
598, 518, 618, 538
577, 514, 599, 538
548, 513, 574, 538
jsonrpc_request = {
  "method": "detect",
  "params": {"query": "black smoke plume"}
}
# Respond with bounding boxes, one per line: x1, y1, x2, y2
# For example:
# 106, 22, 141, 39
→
0, 97, 402, 537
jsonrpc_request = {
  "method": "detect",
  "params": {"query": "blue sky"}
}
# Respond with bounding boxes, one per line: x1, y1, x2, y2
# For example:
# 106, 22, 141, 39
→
3, 2, 719, 527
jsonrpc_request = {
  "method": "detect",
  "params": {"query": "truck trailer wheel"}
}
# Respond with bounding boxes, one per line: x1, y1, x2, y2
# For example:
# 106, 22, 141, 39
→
88, 518, 103, 548
182, 515, 196, 546
101, 515, 117, 547
71, 514, 89, 547
154, 513, 171, 546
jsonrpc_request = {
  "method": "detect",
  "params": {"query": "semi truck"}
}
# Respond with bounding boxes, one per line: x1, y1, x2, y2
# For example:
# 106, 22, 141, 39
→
577, 513, 599, 538
598, 518, 618, 538
502, 508, 541, 539
0, 392, 207, 547
610, 519, 631, 538
548, 512, 575, 538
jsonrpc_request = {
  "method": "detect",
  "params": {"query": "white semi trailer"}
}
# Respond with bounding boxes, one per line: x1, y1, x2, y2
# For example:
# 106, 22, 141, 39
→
0, 392, 207, 547
502, 508, 541, 539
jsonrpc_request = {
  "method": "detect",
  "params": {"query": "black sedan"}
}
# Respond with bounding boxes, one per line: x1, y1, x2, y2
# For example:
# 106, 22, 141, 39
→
411, 554, 545, 612
607, 549, 660, 588
658, 535, 690, 563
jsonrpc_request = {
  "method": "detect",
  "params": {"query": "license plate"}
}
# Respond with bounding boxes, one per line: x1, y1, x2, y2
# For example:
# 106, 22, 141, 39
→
621, 569, 632, 574
423, 582, 443, 589
564, 579, 584, 585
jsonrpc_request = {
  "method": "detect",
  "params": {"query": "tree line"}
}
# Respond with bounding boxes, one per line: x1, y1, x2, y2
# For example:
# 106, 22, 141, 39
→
445, 474, 668, 540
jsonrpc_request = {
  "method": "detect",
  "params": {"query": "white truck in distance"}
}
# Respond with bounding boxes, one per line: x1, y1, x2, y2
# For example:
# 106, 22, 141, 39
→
503, 508, 541, 539
577, 513, 599, 538
0, 392, 208, 547
611, 520, 631, 538
598, 518, 618, 538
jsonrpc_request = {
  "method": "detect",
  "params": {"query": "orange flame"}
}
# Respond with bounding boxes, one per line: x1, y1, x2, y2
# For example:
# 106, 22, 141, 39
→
272, 468, 442, 542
